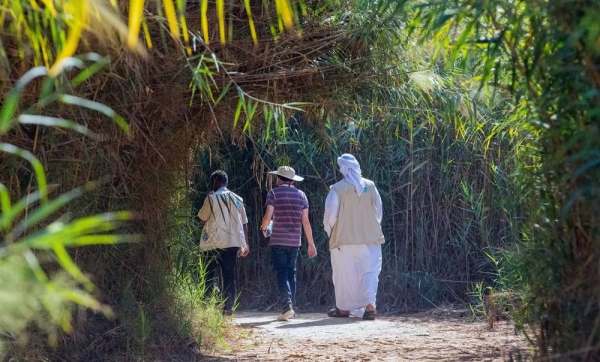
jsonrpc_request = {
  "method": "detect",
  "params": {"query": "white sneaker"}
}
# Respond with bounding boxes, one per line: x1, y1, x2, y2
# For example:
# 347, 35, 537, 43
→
277, 308, 295, 321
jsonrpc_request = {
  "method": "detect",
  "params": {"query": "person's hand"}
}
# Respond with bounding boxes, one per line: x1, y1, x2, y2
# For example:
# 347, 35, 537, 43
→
307, 243, 317, 258
241, 246, 250, 257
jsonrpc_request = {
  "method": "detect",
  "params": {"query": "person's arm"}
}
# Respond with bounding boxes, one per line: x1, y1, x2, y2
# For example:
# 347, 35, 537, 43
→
302, 208, 317, 258
323, 189, 339, 236
240, 202, 250, 256
197, 196, 211, 221
261, 190, 275, 233
261, 205, 274, 232
374, 187, 383, 224
241, 223, 250, 257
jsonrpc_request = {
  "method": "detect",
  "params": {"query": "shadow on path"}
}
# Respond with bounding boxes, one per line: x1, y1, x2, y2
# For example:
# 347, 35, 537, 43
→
238, 319, 278, 328
275, 317, 359, 329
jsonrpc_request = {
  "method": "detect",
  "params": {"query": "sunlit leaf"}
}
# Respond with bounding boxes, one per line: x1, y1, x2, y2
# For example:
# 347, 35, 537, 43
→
127, 0, 145, 48
50, 0, 86, 77
264, 105, 272, 141
0, 143, 47, 203
276, 0, 294, 30
215, 81, 233, 106
233, 98, 243, 129
0, 183, 10, 218
18, 115, 95, 138
11, 188, 83, 239
58, 288, 113, 317
58, 95, 130, 135
180, 12, 192, 56
163, 0, 180, 38
71, 55, 111, 88
52, 243, 95, 292
141, 18, 154, 49
0, 67, 48, 134
201, 0, 209, 45
0, 190, 42, 233
217, 0, 226, 44
16, 212, 133, 250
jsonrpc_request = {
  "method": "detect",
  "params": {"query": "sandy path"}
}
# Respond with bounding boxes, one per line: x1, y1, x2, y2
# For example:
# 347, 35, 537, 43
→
203, 311, 530, 361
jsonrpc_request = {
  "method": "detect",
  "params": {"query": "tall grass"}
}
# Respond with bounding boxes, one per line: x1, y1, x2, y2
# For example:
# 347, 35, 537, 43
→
0, 1, 327, 358
189, 62, 528, 312
397, 0, 600, 358
0, 56, 136, 357
2, 0, 563, 359
0, 0, 300, 74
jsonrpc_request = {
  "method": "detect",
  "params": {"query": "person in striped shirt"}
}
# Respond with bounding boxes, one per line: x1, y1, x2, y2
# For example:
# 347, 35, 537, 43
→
260, 166, 317, 321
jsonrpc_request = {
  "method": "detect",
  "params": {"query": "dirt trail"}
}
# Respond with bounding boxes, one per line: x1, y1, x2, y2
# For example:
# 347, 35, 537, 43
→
205, 311, 530, 361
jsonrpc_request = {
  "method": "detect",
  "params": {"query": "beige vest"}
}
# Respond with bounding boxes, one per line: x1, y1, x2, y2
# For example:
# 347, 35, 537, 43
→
197, 189, 248, 251
328, 179, 384, 250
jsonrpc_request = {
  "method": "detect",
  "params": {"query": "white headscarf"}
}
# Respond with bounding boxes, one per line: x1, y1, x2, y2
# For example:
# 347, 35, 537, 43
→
337, 153, 366, 196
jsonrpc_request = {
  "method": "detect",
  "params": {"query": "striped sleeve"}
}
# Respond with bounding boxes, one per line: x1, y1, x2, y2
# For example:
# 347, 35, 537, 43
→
302, 191, 309, 209
266, 189, 275, 206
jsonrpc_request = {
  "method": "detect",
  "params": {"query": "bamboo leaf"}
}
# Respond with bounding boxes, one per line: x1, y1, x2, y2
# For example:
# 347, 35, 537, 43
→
17, 212, 133, 250
214, 81, 233, 106
228, 0, 234, 42
58, 95, 130, 135
22, 249, 49, 283
237, 87, 248, 113
68, 235, 135, 246
57, 288, 112, 317
163, 0, 180, 38
217, 0, 226, 44
242, 115, 251, 133
433, 8, 460, 29
11, 188, 83, 239
50, 0, 86, 78
0, 183, 10, 218
0, 143, 48, 203
51, 24, 84, 76
264, 105, 272, 141
127, 0, 145, 48
276, 0, 294, 30
178, 0, 191, 55
0, 66, 48, 134
70, 55, 110, 88
211, 53, 219, 73
52, 243, 95, 292
279, 107, 286, 136
18, 115, 96, 138
141, 18, 153, 48
233, 98, 243, 129
201, 0, 209, 44
0, 190, 42, 233
281, 102, 309, 111
244, 0, 258, 45
412, 161, 429, 174
248, 100, 259, 121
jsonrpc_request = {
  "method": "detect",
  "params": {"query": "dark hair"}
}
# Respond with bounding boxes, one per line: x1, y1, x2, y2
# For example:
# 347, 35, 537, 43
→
277, 175, 294, 183
210, 170, 228, 186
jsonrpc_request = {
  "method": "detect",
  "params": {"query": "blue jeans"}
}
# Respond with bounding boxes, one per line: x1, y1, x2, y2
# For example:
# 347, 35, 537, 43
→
270, 245, 299, 309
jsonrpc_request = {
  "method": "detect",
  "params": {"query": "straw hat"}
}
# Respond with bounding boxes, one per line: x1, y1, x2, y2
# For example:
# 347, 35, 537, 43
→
269, 166, 304, 181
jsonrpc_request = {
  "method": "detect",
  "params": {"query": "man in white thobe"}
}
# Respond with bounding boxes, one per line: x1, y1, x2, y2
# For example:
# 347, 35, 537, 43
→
323, 154, 384, 320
